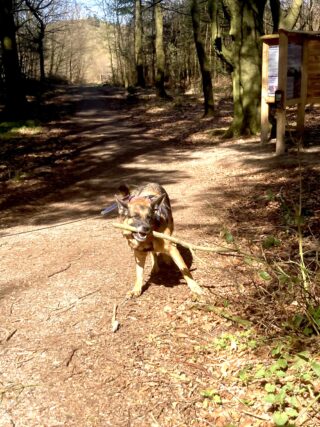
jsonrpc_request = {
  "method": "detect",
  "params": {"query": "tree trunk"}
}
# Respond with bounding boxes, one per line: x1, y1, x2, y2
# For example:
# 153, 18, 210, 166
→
0, 0, 26, 116
25, 0, 47, 81
38, 22, 46, 81
154, 0, 168, 98
212, 0, 267, 137
280, 0, 303, 29
191, 0, 214, 116
134, 0, 145, 87
269, 0, 281, 32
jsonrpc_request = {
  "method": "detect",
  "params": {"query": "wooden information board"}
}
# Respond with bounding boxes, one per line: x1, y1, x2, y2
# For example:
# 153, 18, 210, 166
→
261, 30, 320, 155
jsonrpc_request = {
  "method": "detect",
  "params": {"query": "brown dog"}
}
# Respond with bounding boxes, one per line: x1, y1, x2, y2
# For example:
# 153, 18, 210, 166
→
115, 182, 203, 298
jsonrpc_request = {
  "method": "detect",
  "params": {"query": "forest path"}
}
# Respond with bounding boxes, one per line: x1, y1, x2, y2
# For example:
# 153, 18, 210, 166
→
0, 85, 316, 427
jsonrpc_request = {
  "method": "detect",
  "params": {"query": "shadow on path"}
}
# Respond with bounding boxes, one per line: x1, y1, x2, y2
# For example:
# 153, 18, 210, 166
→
0, 86, 194, 229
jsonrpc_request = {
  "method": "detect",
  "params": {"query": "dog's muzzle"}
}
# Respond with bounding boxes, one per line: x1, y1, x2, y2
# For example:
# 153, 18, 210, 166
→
133, 223, 152, 242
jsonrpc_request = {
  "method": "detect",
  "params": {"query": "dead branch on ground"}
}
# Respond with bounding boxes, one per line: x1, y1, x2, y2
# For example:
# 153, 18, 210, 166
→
112, 222, 239, 255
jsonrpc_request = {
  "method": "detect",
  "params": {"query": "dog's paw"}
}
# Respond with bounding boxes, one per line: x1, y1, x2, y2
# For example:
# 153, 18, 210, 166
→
190, 291, 208, 303
187, 280, 204, 296
126, 288, 142, 299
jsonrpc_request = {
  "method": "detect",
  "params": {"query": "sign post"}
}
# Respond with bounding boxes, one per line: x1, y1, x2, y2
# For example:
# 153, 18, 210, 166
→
260, 30, 320, 155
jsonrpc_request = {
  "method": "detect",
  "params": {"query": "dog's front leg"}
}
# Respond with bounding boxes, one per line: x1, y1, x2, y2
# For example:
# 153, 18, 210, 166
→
167, 245, 204, 296
128, 250, 148, 298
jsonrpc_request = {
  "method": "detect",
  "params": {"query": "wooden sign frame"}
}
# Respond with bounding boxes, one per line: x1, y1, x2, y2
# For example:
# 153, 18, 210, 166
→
261, 29, 320, 155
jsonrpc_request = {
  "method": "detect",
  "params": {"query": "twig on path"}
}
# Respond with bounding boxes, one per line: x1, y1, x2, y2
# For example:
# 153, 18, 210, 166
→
112, 304, 120, 332
0, 383, 39, 399
195, 304, 252, 328
241, 411, 270, 421
0, 328, 17, 343
48, 289, 101, 319
78, 289, 101, 300
112, 223, 240, 255
110, 295, 132, 333
295, 393, 320, 426
65, 348, 78, 367
48, 263, 71, 278
6, 329, 17, 342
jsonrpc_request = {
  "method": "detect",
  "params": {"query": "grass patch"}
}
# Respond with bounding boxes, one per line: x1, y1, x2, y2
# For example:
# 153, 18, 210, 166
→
198, 328, 320, 426
0, 120, 43, 139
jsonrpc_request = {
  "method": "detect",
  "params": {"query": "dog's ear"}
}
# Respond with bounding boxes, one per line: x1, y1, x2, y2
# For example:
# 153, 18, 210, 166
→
115, 194, 129, 216
117, 183, 138, 197
151, 193, 166, 210
118, 184, 131, 197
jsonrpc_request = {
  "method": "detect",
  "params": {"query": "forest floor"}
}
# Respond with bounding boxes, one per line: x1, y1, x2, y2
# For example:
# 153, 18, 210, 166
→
0, 84, 320, 427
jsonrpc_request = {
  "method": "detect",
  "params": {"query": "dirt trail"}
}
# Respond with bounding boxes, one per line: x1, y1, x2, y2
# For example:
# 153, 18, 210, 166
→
0, 86, 318, 427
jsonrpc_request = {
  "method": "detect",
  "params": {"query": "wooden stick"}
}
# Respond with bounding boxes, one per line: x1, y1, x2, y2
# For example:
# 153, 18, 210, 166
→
112, 222, 239, 254
111, 303, 120, 333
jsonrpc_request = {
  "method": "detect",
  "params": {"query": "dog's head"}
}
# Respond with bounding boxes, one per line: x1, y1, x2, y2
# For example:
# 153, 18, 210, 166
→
116, 192, 166, 244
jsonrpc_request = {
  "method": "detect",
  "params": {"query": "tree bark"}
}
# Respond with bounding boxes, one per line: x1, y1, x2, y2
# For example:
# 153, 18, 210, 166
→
280, 0, 303, 29
191, 0, 214, 116
134, 0, 145, 87
154, 0, 169, 98
0, 0, 26, 116
212, 0, 267, 137
269, 0, 281, 32
38, 22, 46, 81
270, 0, 303, 32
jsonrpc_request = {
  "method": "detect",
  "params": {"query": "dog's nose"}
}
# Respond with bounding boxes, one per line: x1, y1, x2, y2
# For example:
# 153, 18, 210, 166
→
138, 224, 151, 234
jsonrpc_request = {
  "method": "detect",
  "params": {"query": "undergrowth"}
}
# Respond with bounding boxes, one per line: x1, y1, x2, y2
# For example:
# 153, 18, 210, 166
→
198, 143, 320, 426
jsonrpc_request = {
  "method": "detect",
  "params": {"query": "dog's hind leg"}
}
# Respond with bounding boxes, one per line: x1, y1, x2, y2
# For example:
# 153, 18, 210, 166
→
167, 245, 204, 296
128, 250, 148, 298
